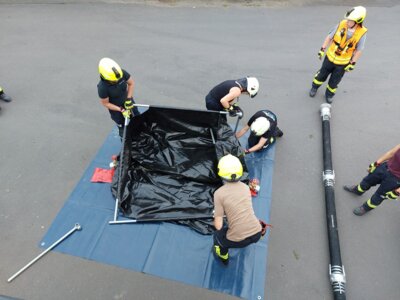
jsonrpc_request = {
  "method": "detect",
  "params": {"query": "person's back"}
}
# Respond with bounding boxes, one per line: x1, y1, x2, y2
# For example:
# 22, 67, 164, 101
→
208, 80, 238, 102
214, 181, 261, 242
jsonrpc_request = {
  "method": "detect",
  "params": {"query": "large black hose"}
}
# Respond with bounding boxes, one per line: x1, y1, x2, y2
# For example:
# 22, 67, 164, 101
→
320, 104, 346, 300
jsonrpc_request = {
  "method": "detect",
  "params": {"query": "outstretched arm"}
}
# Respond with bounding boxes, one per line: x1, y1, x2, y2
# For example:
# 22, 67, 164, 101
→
376, 144, 400, 164
101, 97, 123, 112
247, 137, 268, 153
236, 125, 250, 139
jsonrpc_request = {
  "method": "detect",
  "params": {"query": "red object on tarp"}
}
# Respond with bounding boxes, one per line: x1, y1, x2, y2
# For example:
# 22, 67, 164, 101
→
249, 178, 260, 197
91, 168, 115, 183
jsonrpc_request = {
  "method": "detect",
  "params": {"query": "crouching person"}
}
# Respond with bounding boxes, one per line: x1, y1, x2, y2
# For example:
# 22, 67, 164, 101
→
213, 154, 263, 265
236, 109, 283, 154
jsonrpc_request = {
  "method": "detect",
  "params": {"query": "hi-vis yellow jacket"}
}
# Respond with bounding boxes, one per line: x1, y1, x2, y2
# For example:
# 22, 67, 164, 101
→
326, 20, 368, 65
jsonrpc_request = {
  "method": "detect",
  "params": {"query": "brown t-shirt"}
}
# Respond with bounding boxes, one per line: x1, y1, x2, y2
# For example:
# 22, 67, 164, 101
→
214, 181, 261, 242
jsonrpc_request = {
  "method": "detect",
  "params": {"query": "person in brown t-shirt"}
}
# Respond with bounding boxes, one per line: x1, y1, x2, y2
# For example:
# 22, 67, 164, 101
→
213, 154, 262, 265
344, 144, 400, 216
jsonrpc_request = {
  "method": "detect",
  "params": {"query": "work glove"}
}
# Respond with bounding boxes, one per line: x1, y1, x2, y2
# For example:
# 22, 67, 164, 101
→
233, 104, 243, 117
121, 108, 131, 119
225, 105, 237, 117
367, 161, 380, 173
384, 189, 400, 200
318, 47, 325, 60
124, 97, 134, 110
259, 220, 271, 237
344, 62, 356, 72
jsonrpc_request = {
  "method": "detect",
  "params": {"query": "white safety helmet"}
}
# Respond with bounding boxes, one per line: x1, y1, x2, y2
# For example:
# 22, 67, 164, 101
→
250, 117, 270, 136
344, 6, 366, 24
246, 77, 259, 98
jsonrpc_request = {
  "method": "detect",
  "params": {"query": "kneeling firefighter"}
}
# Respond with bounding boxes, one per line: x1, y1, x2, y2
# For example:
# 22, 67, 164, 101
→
213, 154, 266, 265
344, 144, 400, 216
235, 110, 283, 154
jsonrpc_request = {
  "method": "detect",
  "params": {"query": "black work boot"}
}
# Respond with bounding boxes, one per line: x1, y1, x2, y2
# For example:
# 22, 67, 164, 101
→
309, 87, 318, 97
213, 245, 229, 265
353, 205, 368, 216
343, 185, 363, 196
325, 94, 334, 104
275, 127, 284, 137
0, 92, 12, 102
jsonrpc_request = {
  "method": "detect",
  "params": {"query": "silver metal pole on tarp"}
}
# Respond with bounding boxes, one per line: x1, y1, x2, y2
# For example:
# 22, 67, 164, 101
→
320, 103, 346, 300
112, 115, 130, 222
8, 224, 82, 283
233, 111, 243, 133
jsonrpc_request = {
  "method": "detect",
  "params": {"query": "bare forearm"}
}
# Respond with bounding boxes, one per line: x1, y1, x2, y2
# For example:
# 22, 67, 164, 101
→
247, 137, 267, 153
220, 95, 235, 109
127, 78, 135, 98
321, 35, 333, 49
214, 217, 223, 230
351, 50, 362, 63
236, 125, 249, 139
248, 144, 262, 153
377, 144, 400, 164
103, 101, 122, 112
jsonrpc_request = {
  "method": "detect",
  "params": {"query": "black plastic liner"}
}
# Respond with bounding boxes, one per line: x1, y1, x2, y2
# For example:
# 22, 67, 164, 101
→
111, 106, 246, 234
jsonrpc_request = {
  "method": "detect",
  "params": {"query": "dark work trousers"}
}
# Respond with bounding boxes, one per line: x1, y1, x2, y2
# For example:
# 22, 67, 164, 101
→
358, 163, 400, 211
205, 94, 224, 111
312, 57, 346, 98
214, 227, 261, 255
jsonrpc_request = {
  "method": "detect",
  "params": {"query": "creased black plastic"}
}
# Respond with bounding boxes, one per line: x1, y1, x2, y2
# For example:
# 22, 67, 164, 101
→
111, 106, 246, 234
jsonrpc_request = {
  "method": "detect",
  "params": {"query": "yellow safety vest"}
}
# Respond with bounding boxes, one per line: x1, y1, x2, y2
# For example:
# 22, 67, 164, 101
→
326, 20, 367, 65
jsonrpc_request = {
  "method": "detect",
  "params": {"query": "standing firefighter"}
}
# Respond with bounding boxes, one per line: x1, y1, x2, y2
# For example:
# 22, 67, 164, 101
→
344, 144, 400, 216
309, 6, 367, 103
97, 58, 139, 137
235, 109, 283, 154
0, 86, 12, 112
205, 77, 259, 116
213, 154, 266, 265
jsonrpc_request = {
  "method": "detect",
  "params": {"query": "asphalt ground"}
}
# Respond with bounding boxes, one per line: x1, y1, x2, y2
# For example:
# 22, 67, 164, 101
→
0, 1, 399, 300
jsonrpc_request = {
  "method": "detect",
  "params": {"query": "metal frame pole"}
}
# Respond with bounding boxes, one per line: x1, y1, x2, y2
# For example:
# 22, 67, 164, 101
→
112, 115, 130, 222
8, 224, 82, 282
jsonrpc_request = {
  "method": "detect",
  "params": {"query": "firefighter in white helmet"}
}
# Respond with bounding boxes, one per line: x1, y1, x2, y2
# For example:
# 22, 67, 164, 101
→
309, 6, 368, 103
205, 77, 259, 116
97, 57, 139, 137
236, 110, 283, 154
213, 154, 264, 265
